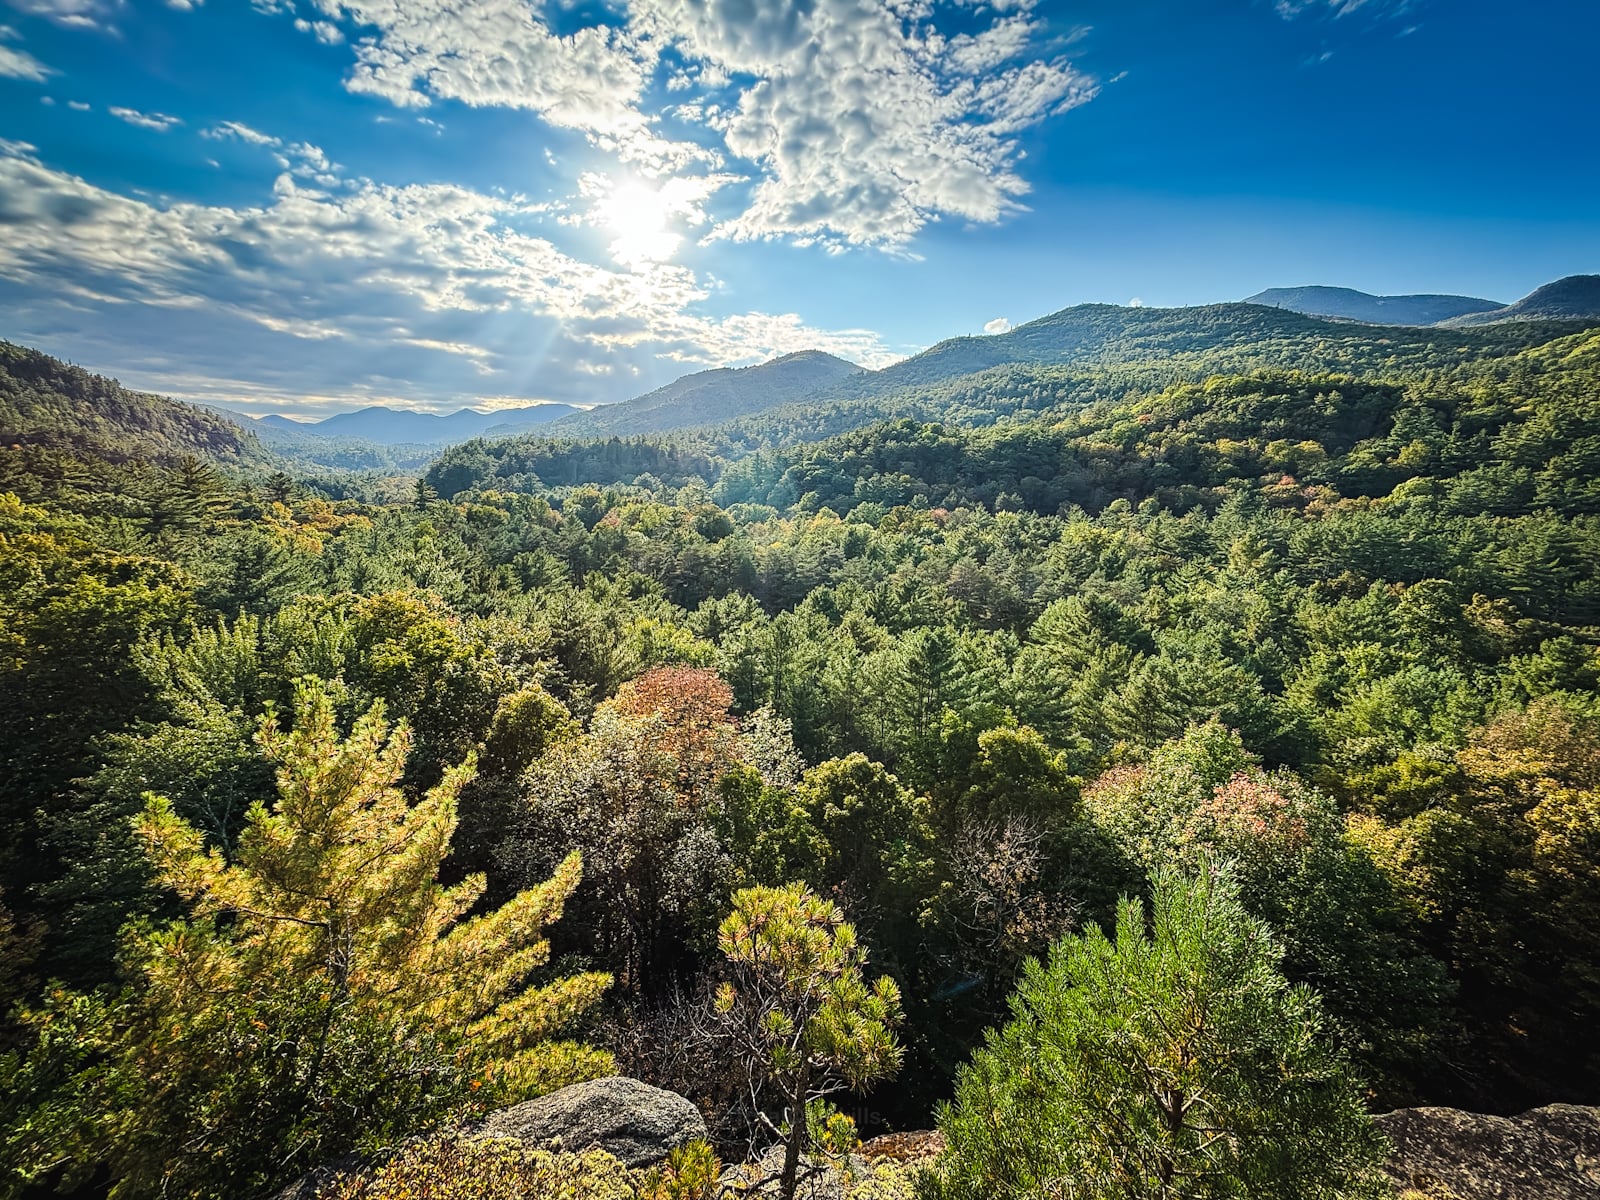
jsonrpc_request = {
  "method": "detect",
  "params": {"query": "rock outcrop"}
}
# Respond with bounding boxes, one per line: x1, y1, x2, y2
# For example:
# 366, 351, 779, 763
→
473, 1075, 707, 1168
1376, 1103, 1600, 1200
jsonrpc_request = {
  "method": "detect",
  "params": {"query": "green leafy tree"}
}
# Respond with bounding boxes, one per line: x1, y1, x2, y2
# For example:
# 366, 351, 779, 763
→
1083, 721, 1451, 1100
714, 883, 903, 1200
0, 496, 193, 930
929, 865, 1387, 1200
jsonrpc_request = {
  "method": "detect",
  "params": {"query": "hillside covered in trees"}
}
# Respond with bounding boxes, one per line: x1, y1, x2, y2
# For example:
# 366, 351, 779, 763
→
3, 305, 1600, 1200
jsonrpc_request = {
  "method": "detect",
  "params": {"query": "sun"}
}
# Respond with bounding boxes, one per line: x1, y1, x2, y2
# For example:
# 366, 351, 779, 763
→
595, 180, 682, 269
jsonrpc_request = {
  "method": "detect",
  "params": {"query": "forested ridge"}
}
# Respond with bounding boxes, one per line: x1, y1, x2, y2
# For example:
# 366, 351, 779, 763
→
3, 310, 1600, 1200
0, 341, 256, 466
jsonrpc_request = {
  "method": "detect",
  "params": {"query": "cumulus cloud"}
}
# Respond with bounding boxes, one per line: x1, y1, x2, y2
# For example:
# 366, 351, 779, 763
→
0, 140, 896, 415
983, 317, 1011, 334
642, 0, 1097, 248
304, 0, 668, 141
280, 0, 1094, 250
294, 16, 342, 44
202, 119, 280, 146
109, 106, 183, 131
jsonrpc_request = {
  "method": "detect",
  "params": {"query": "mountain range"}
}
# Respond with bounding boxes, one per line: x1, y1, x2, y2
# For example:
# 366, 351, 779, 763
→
1243, 275, 1600, 328
1242, 286, 1504, 326
6, 275, 1598, 466
1440, 275, 1600, 326
239, 402, 585, 446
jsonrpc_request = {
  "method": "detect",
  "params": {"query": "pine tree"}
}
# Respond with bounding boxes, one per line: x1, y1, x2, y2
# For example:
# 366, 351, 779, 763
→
714, 883, 902, 1200
930, 864, 1387, 1200
6, 676, 612, 1200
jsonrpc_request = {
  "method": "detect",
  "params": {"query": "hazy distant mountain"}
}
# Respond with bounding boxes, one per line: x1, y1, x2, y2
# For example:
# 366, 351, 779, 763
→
247, 403, 584, 446
256, 414, 314, 434
1244, 286, 1502, 326
549, 350, 861, 436
1440, 275, 1600, 327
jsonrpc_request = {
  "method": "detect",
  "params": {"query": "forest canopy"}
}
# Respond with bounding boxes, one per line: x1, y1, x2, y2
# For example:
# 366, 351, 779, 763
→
2, 312, 1599, 1199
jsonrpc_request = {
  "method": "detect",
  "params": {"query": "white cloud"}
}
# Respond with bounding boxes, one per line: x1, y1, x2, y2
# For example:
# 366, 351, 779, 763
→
202, 119, 280, 146
1127, 297, 1143, 307
983, 317, 1011, 334
294, 16, 343, 44
641, 0, 1097, 249
280, 0, 1094, 250
109, 106, 183, 131
6, 0, 122, 31
0, 24, 52, 80
1276, 0, 1413, 17
66, 98, 90, 110
311, 0, 659, 131
0, 42, 50, 79
0, 141, 897, 414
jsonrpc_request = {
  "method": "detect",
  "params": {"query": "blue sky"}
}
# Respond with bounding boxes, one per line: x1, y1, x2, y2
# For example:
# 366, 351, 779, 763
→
0, 0, 1595, 417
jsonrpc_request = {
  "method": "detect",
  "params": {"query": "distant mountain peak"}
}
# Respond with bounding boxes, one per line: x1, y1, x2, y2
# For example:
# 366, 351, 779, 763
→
242, 401, 585, 446
547, 349, 861, 437
768, 349, 857, 366
1243, 286, 1503, 326
1440, 275, 1600, 327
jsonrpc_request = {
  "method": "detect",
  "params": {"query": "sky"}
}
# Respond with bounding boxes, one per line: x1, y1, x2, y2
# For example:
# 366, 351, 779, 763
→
0, 0, 1596, 419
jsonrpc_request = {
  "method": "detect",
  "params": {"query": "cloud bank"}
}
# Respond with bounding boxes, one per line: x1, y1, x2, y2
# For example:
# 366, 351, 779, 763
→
0, 140, 895, 415
0, 1, 1099, 412
296, 0, 1096, 250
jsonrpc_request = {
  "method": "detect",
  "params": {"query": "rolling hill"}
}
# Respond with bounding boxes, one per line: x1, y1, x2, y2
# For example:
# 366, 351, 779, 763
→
672, 299, 1592, 449
795, 301, 1570, 414
1243, 285, 1502, 326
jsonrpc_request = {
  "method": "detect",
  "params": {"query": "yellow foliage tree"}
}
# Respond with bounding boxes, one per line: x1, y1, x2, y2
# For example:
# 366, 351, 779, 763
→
9, 676, 612, 1200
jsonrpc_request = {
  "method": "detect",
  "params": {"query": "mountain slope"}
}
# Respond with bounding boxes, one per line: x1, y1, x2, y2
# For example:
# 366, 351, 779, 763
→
429, 324, 1600, 521
1243, 285, 1502, 326
1442, 275, 1600, 327
0, 340, 254, 464
806, 303, 1490, 407
728, 301, 1584, 442
549, 350, 860, 437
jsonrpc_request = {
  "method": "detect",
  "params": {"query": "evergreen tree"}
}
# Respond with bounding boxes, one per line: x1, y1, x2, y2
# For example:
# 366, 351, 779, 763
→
929, 865, 1386, 1200
3, 677, 611, 1200
714, 883, 902, 1200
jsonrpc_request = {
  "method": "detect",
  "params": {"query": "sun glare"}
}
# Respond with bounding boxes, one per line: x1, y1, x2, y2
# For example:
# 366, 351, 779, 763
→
596, 180, 682, 269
